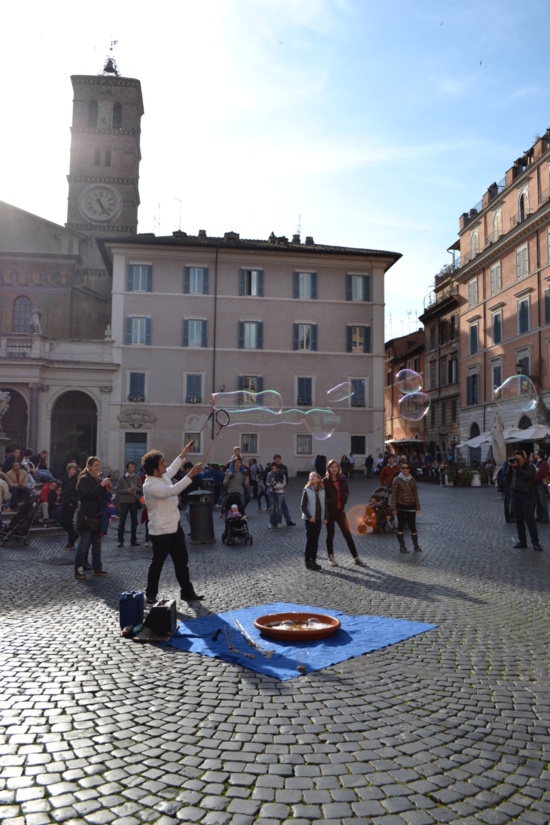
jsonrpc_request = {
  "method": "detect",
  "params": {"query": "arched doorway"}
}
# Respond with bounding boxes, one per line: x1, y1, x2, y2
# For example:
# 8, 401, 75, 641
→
50, 391, 97, 476
0, 389, 28, 450
469, 422, 481, 465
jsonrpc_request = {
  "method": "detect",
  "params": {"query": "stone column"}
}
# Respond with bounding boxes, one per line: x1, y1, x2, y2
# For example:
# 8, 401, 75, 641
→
28, 383, 44, 450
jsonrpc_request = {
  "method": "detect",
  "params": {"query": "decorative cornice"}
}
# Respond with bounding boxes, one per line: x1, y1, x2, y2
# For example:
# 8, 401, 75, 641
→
119, 409, 155, 429
68, 175, 137, 185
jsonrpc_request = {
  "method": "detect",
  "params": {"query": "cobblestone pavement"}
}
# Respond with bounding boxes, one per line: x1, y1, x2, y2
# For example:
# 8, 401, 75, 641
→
1, 477, 549, 825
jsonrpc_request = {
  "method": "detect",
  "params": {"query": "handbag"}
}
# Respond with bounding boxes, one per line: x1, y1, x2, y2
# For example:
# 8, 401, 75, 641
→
84, 515, 100, 532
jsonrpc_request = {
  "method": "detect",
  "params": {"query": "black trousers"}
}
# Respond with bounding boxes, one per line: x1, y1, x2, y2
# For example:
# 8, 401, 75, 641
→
305, 520, 322, 563
396, 507, 417, 534
511, 491, 539, 546
326, 509, 357, 558
118, 501, 138, 543
146, 523, 195, 600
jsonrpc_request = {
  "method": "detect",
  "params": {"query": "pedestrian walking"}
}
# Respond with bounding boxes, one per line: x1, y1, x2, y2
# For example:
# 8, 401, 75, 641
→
390, 459, 422, 553
142, 443, 204, 605
301, 471, 327, 570
324, 459, 364, 566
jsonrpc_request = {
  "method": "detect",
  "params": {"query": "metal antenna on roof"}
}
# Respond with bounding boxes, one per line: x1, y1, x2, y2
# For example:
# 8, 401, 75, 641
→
175, 198, 182, 231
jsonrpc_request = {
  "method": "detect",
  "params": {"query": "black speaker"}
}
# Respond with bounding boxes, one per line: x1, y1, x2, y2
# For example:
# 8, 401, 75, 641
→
144, 599, 177, 635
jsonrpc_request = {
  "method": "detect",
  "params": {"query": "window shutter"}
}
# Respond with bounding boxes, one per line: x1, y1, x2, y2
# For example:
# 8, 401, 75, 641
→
257, 322, 263, 350
257, 376, 264, 393
238, 375, 244, 391
364, 326, 371, 353
311, 324, 318, 352
201, 320, 208, 348
346, 326, 352, 353
546, 290, 550, 324
203, 268, 209, 295
182, 320, 189, 347
145, 317, 152, 346
364, 274, 371, 302
125, 316, 132, 344
345, 274, 352, 301
293, 272, 300, 298
258, 271, 264, 297
127, 266, 134, 292
146, 265, 153, 293
185, 375, 192, 403
129, 372, 138, 399
238, 321, 244, 349
311, 272, 317, 299
239, 269, 246, 296
183, 267, 190, 294
292, 324, 299, 351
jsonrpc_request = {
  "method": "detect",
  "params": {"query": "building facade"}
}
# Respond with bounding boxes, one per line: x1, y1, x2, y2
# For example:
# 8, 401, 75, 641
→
100, 231, 400, 474
419, 269, 460, 458
452, 129, 550, 445
0, 63, 401, 475
384, 330, 425, 444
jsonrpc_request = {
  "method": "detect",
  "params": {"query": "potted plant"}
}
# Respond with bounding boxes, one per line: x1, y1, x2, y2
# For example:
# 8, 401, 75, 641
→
445, 467, 456, 487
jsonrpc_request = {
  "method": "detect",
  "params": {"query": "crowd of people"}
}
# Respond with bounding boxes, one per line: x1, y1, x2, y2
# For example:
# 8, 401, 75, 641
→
2, 437, 545, 604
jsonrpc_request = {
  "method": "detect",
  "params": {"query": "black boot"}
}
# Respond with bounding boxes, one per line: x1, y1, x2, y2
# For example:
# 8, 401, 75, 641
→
397, 533, 409, 553
412, 534, 422, 552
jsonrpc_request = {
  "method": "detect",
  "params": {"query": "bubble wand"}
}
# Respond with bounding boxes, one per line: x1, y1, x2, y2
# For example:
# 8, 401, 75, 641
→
200, 409, 231, 465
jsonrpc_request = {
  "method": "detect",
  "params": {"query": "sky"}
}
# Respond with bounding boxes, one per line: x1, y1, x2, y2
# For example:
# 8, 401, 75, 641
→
3, 0, 550, 340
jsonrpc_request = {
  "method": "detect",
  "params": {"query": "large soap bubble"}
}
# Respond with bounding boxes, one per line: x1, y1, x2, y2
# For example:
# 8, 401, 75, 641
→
493, 375, 539, 413
395, 369, 423, 394
302, 409, 338, 441
211, 390, 283, 411
327, 382, 354, 403
398, 392, 430, 422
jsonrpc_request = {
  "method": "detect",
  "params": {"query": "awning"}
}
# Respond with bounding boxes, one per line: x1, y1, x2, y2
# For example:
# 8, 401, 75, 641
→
457, 426, 550, 449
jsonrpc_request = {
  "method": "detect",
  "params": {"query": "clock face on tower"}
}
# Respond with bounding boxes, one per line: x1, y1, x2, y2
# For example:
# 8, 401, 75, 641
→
78, 184, 122, 222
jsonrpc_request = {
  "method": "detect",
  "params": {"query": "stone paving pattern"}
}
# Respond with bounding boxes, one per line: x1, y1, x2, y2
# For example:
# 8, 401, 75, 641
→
1, 477, 549, 824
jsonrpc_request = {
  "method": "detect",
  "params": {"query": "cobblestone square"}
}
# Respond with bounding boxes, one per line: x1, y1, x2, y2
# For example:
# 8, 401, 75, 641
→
1, 478, 549, 824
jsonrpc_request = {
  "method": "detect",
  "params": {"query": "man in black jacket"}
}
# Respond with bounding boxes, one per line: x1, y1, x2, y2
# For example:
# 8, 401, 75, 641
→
506, 450, 542, 551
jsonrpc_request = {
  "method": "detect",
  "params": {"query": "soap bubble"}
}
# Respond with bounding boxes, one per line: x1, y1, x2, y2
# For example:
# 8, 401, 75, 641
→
302, 409, 338, 441
211, 390, 337, 440
211, 390, 283, 411
395, 369, 423, 394
348, 504, 375, 536
493, 375, 539, 413
327, 382, 354, 403
398, 392, 430, 422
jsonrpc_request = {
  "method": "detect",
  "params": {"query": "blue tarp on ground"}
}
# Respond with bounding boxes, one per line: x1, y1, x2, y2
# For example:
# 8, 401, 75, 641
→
164, 602, 437, 681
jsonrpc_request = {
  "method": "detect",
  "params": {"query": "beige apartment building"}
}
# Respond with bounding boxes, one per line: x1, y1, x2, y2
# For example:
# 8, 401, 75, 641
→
452, 128, 550, 445
100, 232, 400, 474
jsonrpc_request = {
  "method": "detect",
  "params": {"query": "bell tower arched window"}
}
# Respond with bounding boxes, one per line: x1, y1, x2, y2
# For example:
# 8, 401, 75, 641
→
112, 102, 122, 129
13, 296, 31, 333
88, 99, 98, 128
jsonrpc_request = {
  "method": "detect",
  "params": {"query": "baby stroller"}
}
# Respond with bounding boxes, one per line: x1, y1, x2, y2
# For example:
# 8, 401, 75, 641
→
221, 493, 253, 546
358, 486, 397, 535
0, 496, 38, 546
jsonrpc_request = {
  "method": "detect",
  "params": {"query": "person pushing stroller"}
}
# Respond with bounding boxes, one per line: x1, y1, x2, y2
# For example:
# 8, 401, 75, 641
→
390, 459, 422, 553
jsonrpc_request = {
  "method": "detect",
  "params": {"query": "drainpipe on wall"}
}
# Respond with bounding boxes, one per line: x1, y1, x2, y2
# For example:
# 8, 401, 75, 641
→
211, 246, 219, 441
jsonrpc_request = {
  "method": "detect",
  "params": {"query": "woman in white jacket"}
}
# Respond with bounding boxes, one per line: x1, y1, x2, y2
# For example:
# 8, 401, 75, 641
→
142, 443, 203, 606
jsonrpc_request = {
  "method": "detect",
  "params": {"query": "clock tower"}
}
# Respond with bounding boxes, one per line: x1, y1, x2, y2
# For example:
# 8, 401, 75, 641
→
66, 58, 144, 262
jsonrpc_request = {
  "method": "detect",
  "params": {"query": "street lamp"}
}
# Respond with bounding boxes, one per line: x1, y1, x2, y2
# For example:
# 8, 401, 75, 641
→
515, 361, 524, 375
